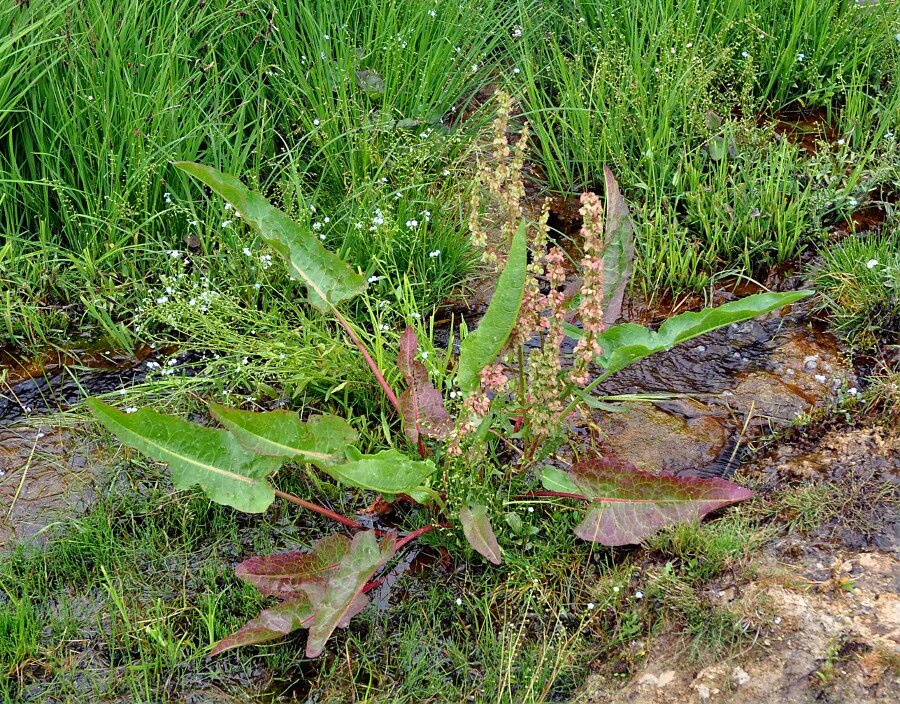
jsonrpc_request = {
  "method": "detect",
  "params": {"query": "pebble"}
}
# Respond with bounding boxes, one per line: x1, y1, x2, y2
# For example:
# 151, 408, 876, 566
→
732, 666, 751, 687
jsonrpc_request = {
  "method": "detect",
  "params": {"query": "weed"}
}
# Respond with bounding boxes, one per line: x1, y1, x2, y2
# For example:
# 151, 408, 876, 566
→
813, 227, 900, 348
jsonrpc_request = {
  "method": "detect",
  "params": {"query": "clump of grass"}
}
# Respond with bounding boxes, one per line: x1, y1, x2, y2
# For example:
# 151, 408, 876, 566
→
812, 227, 900, 347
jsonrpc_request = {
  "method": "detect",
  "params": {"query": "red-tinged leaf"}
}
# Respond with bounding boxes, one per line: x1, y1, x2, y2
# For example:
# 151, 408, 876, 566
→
565, 457, 752, 546
397, 327, 453, 444
459, 504, 502, 565
303, 530, 397, 658
210, 596, 313, 655
234, 534, 350, 597
212, 531, 396, 658
601, 166, 634, 325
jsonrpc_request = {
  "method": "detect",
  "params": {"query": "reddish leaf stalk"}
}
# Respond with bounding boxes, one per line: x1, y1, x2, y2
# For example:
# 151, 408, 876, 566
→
395, 523, 442, 550
273, 489, 365, 530
332, 308, 400, 413
517, 490, 687, 504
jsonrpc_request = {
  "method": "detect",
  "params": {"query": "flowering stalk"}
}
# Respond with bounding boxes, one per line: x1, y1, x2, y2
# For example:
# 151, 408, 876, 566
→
571, 192, 606, 387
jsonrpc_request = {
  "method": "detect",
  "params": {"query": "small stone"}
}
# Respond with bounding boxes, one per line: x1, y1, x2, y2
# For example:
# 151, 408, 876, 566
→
657, 671, 676, 687
732, 666, 751, 687
696, 684, 712, 702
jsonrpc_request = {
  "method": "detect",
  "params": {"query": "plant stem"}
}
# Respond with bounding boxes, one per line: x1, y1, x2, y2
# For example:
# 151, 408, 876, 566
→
332, 307, 401, 414
557, 368, 613, 421
395, 523, 443, 550
273, 489, 365, 530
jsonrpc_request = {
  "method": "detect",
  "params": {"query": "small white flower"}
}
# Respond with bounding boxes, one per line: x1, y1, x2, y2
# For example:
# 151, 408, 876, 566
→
221, 220, 233, 228
513, 66, 521, 74
323, 216, 331, 223
455, 598, 462, 606
163, 192, 172, 204
527, 506, 534, 513
634, 591, 643, 599
323, 34, 329, 40
866, 259, 879, 269
124, 407, 139, 414
167, 250, 180, 258
406, 219, 418, 228
814, 374, 827, 383
848, 198, 858, 207
224, 203, 233, 211
847, 387, 858, 397
243, 247, 252, 256
587, 603, 595, 610
797, 52, 805, 61
428, 9, 436, 17
87, 95, 94, 101
613, 586, 620, 593
741, 50, 749, 58
429, 249, 441, 258
420, 350, 429, 360
411, 312, 421, 319
319, 234, 326, 240
511, 25, 523, 39
155, 296, 169, 304
379, 323, 389, 331
367, 275, 380, 283
449, 390, 457, 399
254, 283, 262, 290
837, 138, 846, 145
313, 118, 320, 126
471, 63, 479, 73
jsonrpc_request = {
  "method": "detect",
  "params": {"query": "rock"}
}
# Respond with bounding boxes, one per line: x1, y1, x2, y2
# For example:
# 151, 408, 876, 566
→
731, 666, 751, 687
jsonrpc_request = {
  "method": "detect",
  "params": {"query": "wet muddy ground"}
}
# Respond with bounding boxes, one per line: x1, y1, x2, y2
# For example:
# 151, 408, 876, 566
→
578, 425, 899, 704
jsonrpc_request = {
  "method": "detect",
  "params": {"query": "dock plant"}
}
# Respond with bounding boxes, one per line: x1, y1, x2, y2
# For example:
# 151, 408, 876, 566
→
87, 97, 810, 658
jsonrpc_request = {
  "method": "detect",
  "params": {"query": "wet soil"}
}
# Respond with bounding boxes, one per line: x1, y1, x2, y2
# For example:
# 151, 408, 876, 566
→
575, 424, 900, 704
0, 425, 102, 546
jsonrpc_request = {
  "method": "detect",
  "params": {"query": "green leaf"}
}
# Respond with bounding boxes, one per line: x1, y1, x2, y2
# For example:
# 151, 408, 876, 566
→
326, 447, 437, 497
86, 399, 282, 513
210, 404, 357, 466
565, 291, 812, 376
540, 466, 582, 495
175, 162, 366, 312
457, 222, 528, 393
601, 167, 635, 324
459, 504, 502, 565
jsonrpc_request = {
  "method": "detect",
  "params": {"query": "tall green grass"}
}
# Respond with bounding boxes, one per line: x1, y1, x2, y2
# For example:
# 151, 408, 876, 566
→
1, 0, 515, 350
516, 0, 900, 292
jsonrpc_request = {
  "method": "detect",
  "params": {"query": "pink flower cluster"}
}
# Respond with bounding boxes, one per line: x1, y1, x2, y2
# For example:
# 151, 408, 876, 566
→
571, 192, 606, 386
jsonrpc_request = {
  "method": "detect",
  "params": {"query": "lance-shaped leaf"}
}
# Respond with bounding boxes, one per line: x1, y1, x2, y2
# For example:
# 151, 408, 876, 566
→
234, 534, 350, 597
459, 504, 502, 565
457, 222, 528, 393
210, 597, 314, 655
565, 291, 812, 376
211, 531, 395, 657
304, 530, 396, 657
397, 327, 452, 444
86, 399, 282, 513
601, 166, 635, 325
542, 458, 752, 546
210, 404, 357, 466
175, 162, 366, 311
326, 447, 437, 497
